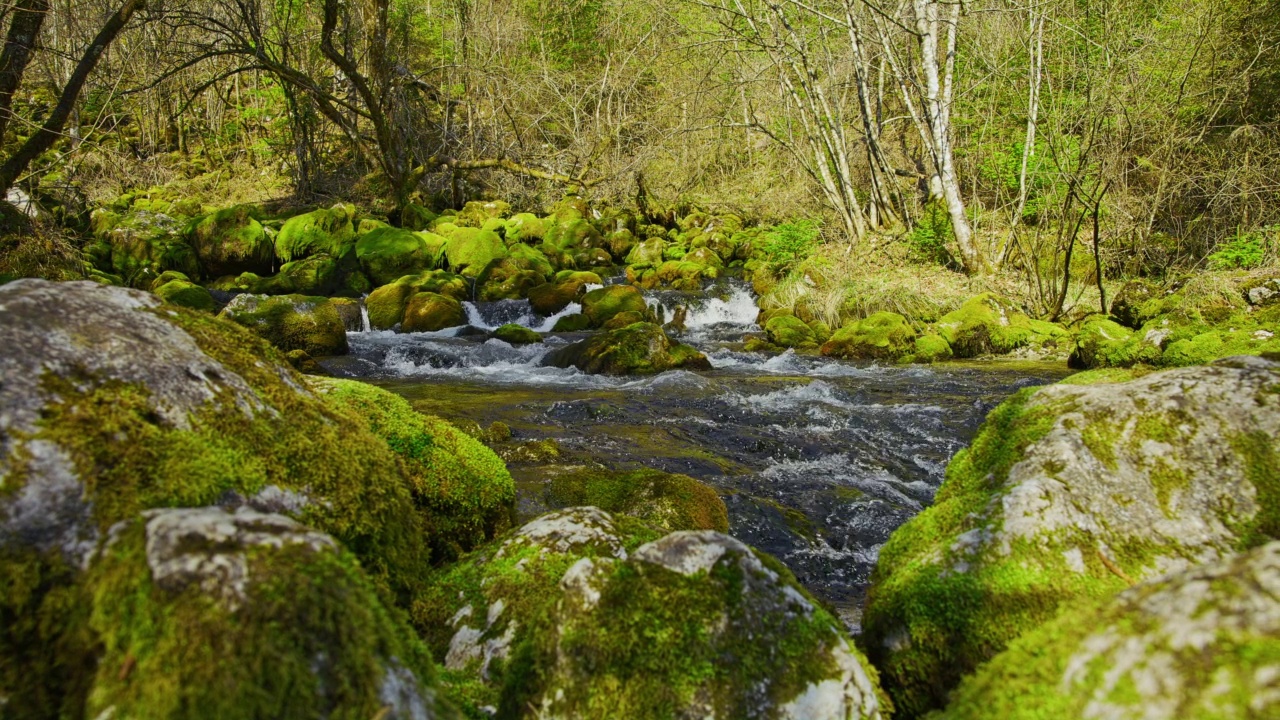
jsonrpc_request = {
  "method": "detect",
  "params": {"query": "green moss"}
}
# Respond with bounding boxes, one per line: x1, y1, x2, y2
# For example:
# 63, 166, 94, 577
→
935, 543, 1280, 720
475, 257, 546, 301
765, 314, 817, 349
154, 280, 216, 313
244, 253, 343, 296
78, 517, 452, 720
401, 202, 438, 231
402, 292, 465, 332
820, 311, 917, 360
933, 293, 1065, 358
1231, 430, 1280, 547
552, 313, 591, 332
624, 238, 667, 269
275, 205, 355, 263
912, 333, 954, 363
545, 218, 601, 251
219, 294, 348, 356
366, 281, 416, 329
581, 285, 650, 328
313, 378, 516, 564
546, 322, 710, 375
492, 324, 542, 344
445, 228, 508, 277
189, 205, 272, 277
860, 387, 1132, 718
355, 226, 436, 286
546, 468, 729, 533
504, 213, 547, 244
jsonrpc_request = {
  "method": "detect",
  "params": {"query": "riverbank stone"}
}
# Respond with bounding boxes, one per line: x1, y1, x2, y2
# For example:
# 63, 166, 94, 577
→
545, 322, 711, 374
189, 204, 273, 277
821, 311, 917, 361
935, 541, 1280, 720
861, 356, 1280, 718
219, 293, 348, 356
412, 508, 887, 719
581, 284, 650, 328
402, 292, 466, 333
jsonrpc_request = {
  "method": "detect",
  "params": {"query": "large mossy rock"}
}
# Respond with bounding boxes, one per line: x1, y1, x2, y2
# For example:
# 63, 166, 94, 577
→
821, 312, 917, 361
527, 272, 601, 315
546, 467, 728, 533
275, 204, 356, 263
0, 280, 517, 714
402, 292, 466, 333
474, 257, 547, 302
219, 293, 349, 356
314, 378, 515, 563
1109, 279, 1162, 329
503, 213, 547, 244
580, 284, 649, 328
74, 506, 457, 720
413, 508, 887, 720
154, 278, 217, 313
366, 271, 471, 330
356, 226, 440, 286
190, 205, 273, 277
241, 253, 344, 296
545, 322, 711, 375
492, 323, 542, 345
862, 356, 1280, 718
937, 540, 1280, 720
444, 228, 507, 277
1068, 314, 1162, 369
765, 314, 817, 349
100, 210, 201, 288
932, 293, 1066, 358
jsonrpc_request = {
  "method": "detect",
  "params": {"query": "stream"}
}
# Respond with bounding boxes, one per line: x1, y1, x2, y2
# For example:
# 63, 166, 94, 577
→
321, 280, 1071, 629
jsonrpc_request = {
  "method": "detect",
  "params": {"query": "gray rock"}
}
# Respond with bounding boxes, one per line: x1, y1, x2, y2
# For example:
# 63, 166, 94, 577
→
142, 506, 335, 610
864, 358, 1280, 716
0, 280, 281, 563
938, 541, 1280, 720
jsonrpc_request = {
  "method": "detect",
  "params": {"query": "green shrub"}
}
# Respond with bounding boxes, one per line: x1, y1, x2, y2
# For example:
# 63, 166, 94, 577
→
1207, 228, 1274, 270
906, 200, 956, 267
759, 219, 821, 272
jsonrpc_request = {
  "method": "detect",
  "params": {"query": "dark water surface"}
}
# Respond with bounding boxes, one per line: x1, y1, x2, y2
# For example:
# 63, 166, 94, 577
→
322, 282, 1071, 628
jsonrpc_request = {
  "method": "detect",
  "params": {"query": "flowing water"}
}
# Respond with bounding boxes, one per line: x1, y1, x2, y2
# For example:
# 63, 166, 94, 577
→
321, 280, 1071, 629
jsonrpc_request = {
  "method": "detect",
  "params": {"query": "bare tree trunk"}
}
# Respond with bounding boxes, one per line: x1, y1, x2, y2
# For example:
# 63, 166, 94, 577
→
0, 0, 50, 144
0, 0, 145, 197
1015, 7, 1044, 223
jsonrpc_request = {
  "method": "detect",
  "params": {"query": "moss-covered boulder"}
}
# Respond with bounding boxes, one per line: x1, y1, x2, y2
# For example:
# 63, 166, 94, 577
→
475, 257, 547, 302
189, 205, 273, 277
912, 333, 953, 363
492, 323, 542, 344
624, 238, 667, 270
356, 226, 440, 286
412, 508, 886, 720
600, 309, 647, 329
580, 284, 649, 328
154, 279, 217, 313
551, 313, 592, 332
275, 204, 356, 263
545, 217, 602, 252
75, 506, 457, 720
444, 228, 507, 277
862, 356, 1280, 717
1068, 314, 1163, 369
330, 296, 364, 331
401, 202, 438, 231
547, 468, 728, 533
243, 253, 343, 296
527, 272, 601, 315
366, 272, 471, 330
635, 259, 717, 292
0, 280, 521, 711
546, 322, 711, 375
402, 292, 466, 333
219, 293, 349, 356
937, 541, 1280, 720
1109, 279, 1162, 329
932, 293, 1066, 358
765, 314, 817, 349
100, 210, 200, 288
504, 213, 547, 244
314, 378, 516, 563
821, 312, 916, 361
455, 200, 511, 227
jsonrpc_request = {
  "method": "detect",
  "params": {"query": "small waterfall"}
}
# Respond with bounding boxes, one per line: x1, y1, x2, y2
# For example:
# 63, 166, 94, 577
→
461, 299, 587, 332
359, 304, 371, 333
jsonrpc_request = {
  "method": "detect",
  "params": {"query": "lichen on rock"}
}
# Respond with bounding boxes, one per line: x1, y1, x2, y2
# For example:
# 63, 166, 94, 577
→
862, 355, 1280, 717
936, 540, 1280, 720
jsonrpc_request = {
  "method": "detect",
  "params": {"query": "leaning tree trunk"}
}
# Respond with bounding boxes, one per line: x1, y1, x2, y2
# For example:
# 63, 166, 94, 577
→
0, 0, 145, 198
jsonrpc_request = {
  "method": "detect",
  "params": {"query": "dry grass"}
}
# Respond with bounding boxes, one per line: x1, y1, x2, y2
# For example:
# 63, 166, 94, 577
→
0, 224, 88, 281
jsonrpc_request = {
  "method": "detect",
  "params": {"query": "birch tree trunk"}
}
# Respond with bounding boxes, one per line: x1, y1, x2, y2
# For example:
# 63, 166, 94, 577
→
1015, 6, 1044, 223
